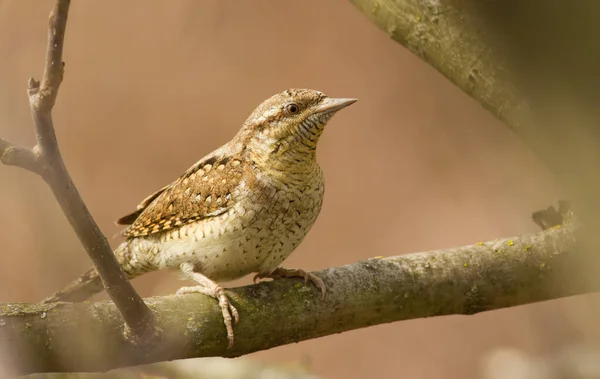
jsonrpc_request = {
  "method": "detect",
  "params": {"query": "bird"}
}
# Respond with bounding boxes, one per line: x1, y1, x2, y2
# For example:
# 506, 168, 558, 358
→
42, 88, 357, 347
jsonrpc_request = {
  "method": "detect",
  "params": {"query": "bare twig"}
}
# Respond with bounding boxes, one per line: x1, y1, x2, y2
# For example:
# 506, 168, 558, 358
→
0, 0, 155, 340
0, 138, 44, 175
0, 223, 594, 375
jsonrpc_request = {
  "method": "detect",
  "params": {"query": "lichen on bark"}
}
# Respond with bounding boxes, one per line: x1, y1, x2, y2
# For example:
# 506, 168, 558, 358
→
2, 223, 595, 375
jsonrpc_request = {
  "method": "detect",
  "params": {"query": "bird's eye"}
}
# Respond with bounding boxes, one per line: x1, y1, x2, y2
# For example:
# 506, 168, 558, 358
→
286, 103, 300, 114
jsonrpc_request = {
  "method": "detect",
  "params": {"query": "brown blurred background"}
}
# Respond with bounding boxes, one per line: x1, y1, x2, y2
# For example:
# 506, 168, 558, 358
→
2, 1, 598, 378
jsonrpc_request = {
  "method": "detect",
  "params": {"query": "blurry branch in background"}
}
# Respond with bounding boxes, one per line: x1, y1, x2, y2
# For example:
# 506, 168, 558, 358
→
481, 345, 600, 379
348, 0, 537, 162
27, 358, 320, 379
2, 221, 597, 375
21, 347, 600, 379
348, 0, 600, 223
0, 0, 155, 341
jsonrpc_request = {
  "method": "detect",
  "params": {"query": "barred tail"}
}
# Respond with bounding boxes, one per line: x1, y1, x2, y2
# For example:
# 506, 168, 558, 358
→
42, 241, 143, 304
41, 267, 104, 303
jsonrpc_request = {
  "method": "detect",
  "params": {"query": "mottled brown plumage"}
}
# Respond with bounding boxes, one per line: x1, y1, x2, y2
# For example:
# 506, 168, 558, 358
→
43, 88, 357, 348
117, 155, 247, 237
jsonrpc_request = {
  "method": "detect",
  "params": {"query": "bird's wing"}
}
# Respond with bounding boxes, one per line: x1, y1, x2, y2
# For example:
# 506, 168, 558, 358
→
117, 154, 250, 238
115, 184, 171, 225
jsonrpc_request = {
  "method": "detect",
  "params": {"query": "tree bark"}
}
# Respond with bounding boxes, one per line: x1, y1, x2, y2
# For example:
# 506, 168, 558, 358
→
1, 223, 593, 375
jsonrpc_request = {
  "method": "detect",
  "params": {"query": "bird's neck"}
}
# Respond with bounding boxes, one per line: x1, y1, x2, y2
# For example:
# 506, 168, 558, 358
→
248, 143, 320, 183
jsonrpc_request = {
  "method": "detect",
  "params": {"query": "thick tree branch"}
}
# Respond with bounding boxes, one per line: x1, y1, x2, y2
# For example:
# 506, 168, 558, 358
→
0, 0, 154, 339
1, 223, 595, 375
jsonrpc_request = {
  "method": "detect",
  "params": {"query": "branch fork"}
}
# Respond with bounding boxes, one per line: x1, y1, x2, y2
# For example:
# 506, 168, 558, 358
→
0, 0, 155, 342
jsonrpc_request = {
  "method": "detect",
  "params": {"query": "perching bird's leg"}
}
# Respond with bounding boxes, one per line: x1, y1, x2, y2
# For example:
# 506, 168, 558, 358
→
177, 262, 239, 348
254, 267, 326, 298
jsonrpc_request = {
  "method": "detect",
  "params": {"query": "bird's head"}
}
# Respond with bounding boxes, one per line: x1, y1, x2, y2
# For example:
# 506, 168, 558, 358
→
237, 89, 357, 168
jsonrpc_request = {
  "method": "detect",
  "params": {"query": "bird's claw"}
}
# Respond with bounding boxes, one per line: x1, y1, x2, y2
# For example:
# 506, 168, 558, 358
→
253, 267, 326, 299
176, 285, 238, 348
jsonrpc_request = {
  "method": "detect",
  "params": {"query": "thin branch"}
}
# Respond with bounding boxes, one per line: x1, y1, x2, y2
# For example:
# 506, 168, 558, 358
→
1, 223, 595, 375
31, 0, 68, 116
0, 138, 44, 175
0, 0, 155, 340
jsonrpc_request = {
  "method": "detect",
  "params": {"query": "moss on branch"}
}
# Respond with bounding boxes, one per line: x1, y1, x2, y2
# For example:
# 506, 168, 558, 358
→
2, 224, 594, 375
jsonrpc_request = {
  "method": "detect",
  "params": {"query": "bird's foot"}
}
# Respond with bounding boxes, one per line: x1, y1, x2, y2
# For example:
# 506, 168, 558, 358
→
176, 285, 239, 348
253, 267, 326, 298
177, 262, 240, 348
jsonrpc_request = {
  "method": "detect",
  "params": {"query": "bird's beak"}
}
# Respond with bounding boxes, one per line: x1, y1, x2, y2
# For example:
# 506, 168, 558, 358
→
313, 97, 358, 115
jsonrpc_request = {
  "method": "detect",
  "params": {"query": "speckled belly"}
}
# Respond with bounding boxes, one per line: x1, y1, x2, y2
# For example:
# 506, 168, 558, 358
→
132, 182, 324, 282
